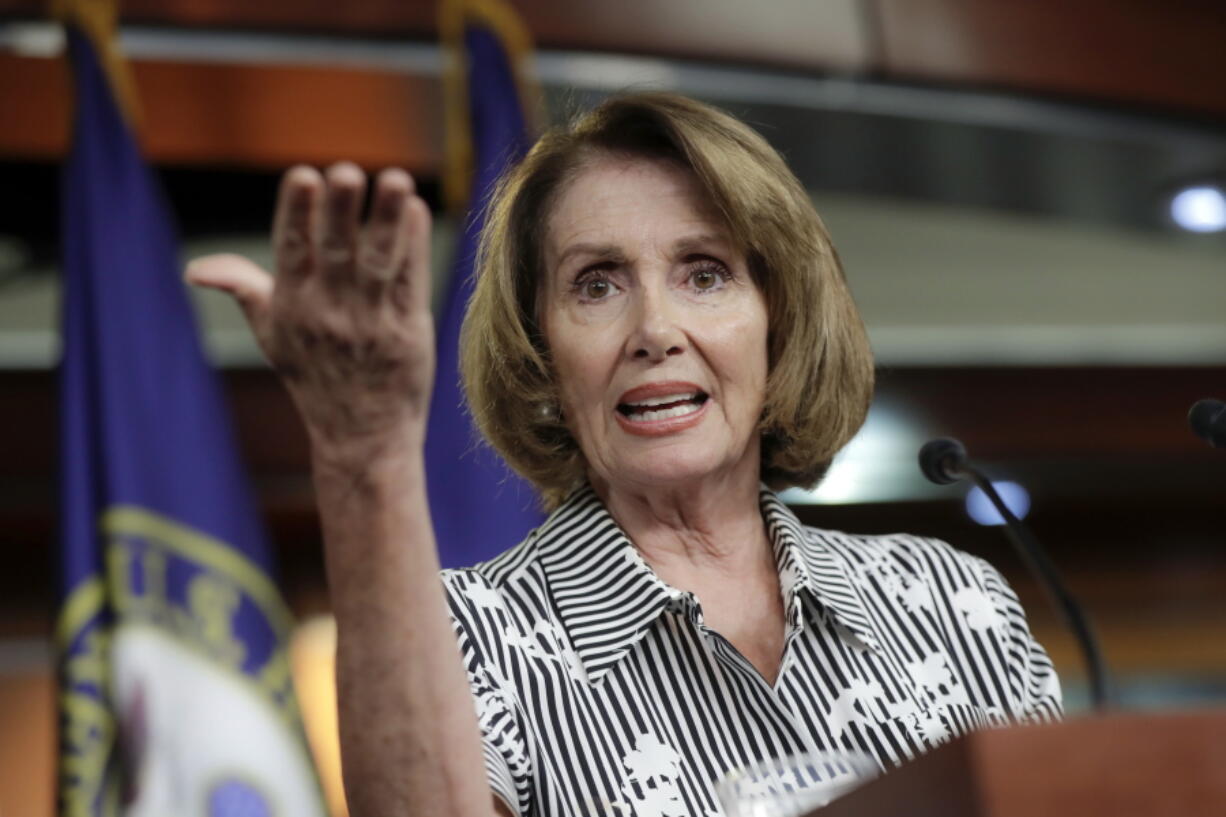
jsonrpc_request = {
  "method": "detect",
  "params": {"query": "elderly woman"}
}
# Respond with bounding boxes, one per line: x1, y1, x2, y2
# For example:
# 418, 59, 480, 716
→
190, 92, 1061, 816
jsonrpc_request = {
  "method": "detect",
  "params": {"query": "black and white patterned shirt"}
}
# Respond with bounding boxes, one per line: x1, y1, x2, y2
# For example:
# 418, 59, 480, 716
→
442, 486, 1062, 816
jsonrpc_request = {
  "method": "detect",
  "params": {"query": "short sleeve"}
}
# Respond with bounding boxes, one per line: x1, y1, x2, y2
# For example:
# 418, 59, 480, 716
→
442, 572, 534, 816
973, 556, 1064, 723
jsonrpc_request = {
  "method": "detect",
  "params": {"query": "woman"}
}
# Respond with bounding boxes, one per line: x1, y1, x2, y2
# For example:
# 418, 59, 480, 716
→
189, 92, 1061, 817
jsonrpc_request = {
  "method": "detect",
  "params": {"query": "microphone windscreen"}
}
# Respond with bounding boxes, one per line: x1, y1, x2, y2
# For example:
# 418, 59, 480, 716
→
1188, 399, 1226, 447
918, 437, 968, 485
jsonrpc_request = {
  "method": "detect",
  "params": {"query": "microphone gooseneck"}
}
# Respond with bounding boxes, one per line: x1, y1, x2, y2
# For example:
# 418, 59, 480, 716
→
1189, 398, 1226, 448
917, 438, 1112, 710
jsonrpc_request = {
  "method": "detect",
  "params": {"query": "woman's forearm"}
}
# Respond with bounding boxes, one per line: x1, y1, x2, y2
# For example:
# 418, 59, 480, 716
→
313, 446, 492, 817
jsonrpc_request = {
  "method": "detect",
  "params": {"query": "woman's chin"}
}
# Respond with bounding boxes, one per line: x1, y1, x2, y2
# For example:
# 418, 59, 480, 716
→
603, 448, 756, 492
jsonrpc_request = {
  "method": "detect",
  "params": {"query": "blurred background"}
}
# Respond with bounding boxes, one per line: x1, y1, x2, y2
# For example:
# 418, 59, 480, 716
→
1, 1, 1224, 815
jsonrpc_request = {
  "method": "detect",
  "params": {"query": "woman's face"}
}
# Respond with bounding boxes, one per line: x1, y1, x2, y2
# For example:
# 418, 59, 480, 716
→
541, 156, 769, 494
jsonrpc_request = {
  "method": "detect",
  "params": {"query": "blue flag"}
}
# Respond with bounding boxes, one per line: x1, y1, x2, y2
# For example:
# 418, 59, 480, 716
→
426, 4, 544, 568
56, 24, 325, 817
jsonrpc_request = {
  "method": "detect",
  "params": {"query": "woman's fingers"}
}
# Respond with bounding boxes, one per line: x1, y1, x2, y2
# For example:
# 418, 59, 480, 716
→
197, 164, 438, 451
321, 162, 367, 291
266, 162, 431, 318
359, 168, 413, 286
401, 193, 433, 316
184, 253, 274, 333
272, 166, 324, 281
358, 168, 432, 316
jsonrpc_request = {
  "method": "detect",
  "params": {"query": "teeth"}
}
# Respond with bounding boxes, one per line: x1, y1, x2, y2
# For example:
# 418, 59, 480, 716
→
628, 402, 702, 422
627, 392, 696, 408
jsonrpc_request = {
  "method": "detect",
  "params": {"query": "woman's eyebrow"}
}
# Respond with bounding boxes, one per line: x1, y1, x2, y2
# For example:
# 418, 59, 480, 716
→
554, 242, 627, 269
672, 233, 731, 256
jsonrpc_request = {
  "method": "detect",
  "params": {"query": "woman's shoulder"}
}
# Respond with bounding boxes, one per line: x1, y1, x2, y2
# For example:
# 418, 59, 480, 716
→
440, 531, 586, 685
441, 534, 541, 599
801, 523, 985, 568
440, 484, 618, 614
438, 530, 559, 644
795, 523, 1015, 600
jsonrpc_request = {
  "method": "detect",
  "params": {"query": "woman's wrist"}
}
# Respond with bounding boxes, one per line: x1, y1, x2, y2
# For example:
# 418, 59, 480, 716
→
308, 424, 427, 482
310, 432, 436, 598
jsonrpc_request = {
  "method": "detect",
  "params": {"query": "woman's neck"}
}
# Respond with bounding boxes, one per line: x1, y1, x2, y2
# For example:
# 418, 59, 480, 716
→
590, 464, 787, 684
590, 465, 773, 586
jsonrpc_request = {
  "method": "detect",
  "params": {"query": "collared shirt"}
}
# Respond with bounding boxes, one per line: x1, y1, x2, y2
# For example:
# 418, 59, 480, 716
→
442, 486, 1062, 817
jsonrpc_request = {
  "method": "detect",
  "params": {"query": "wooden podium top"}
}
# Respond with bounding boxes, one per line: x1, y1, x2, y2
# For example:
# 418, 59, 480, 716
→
816, 709, 1226, 817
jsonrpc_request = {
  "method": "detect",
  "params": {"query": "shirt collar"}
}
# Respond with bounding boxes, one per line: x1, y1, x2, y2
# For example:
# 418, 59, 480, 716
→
535, 484, 880, 685
758, 489, 881, 653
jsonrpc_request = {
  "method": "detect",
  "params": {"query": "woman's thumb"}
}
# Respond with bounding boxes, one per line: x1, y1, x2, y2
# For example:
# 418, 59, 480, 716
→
185, 253, 274, 328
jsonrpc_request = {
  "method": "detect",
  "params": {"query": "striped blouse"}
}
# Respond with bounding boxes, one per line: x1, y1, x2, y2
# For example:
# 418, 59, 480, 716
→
442, 486, 1062, 816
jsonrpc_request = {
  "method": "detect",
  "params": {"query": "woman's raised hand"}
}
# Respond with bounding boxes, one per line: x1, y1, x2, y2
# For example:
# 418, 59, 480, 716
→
193, 166, 497, 815
187, 163, 435, 468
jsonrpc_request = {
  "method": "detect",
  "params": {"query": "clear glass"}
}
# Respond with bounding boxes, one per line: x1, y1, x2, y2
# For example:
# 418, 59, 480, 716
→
716, 751, 879, 817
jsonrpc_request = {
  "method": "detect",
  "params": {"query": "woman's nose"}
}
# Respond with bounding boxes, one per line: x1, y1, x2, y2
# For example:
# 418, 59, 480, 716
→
626, 287, 685, 361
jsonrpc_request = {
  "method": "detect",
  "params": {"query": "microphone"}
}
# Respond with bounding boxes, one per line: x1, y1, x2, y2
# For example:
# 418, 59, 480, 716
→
918, 437, 969, 485
1189, 398, 1226, 448
917, 438, 1112, 710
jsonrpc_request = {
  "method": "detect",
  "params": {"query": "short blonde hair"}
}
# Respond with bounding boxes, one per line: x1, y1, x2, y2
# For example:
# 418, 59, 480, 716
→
460, 91, 874, 508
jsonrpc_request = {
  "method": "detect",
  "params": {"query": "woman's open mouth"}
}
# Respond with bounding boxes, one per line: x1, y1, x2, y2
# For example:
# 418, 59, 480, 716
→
615, 386, 710, 436
617, 391, 708, 420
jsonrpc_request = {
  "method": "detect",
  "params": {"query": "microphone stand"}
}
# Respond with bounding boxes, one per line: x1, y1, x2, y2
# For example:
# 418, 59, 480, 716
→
921, 438, 1112, 711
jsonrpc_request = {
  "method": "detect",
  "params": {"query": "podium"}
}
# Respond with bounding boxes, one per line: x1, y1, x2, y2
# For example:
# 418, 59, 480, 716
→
814, 710, 1226, 817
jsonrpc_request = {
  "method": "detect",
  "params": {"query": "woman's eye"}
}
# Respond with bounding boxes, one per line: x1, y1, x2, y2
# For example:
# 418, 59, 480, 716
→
693, 268, 719, 290
689, 263, 729, 292
583, 278, 611, 299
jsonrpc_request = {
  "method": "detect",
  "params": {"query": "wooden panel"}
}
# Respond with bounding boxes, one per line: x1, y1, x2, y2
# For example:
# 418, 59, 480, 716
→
0, 672, 55, 817
875, 0, 1226, 116
0, 0, 439, 36
0, 53, 442, 169
1, 0, 871, 70
6, 0, 1226, 116
876, 366, 1225, 458
820, 711, 1226, 817
0, 54, 71, 159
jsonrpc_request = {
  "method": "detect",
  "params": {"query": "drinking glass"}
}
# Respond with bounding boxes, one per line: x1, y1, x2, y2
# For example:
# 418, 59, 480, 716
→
716, 751, 879, 817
